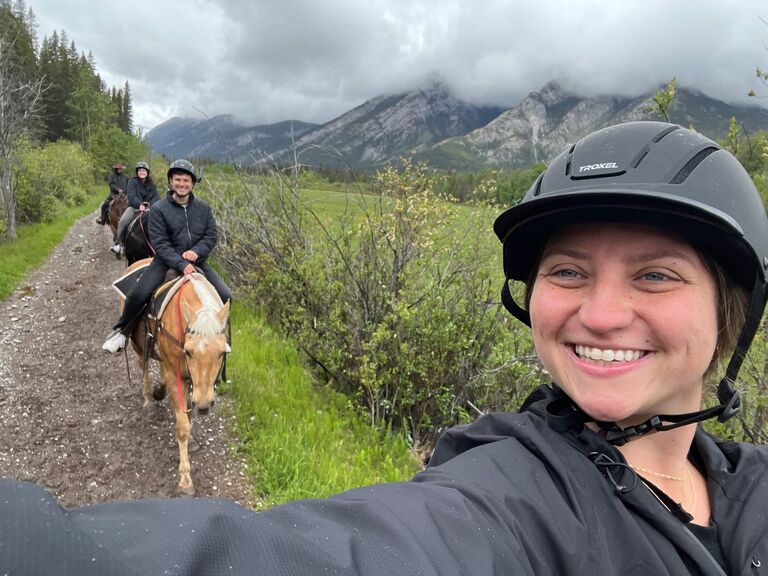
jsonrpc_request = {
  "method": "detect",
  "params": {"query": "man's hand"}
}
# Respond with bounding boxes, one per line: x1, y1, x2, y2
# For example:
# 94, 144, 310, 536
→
183, 263, 196, 276
139, 203, 148, 212
182, 250, 198, 262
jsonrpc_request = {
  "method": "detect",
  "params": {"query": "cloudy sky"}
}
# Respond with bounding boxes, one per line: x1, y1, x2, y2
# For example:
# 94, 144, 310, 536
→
30, 0, 768, 133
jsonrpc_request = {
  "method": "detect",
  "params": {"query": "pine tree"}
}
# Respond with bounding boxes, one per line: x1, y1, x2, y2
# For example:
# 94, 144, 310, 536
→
121, 80, 133, 133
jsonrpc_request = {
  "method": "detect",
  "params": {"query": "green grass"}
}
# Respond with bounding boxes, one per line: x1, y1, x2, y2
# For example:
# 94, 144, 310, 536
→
0, 189, 102, 299
223, 303, 421, 507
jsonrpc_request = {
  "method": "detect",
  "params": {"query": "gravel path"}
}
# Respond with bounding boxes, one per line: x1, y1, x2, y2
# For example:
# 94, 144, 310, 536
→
0, 212, 253, 508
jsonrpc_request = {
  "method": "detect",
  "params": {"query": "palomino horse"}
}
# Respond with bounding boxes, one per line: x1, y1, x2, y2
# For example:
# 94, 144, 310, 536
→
123, 210, 154, 265
120, 259, 231, 494
107, 194, 128, 253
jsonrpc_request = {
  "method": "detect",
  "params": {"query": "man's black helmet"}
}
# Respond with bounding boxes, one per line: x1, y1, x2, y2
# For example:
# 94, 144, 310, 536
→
136, 161, 150, 173
167, 159, 197, 183
494, 121, 768, 443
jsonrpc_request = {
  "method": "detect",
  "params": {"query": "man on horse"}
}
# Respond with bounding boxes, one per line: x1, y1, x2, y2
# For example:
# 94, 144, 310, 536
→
112, 161, 159, 255
102, 159, 232, 353
96, 162, 129, 226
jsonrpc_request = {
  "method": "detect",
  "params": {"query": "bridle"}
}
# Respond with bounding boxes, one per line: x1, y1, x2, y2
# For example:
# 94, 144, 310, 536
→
157, 279, 228, 413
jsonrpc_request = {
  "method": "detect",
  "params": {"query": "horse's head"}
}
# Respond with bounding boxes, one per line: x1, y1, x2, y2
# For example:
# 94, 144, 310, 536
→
183, 298, 230, 414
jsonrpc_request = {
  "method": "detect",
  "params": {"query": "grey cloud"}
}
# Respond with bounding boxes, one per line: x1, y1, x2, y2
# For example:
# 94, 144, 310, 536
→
31, 0, 768, 131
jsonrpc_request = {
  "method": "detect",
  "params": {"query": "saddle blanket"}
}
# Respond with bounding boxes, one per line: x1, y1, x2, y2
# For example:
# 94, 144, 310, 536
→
112, 261, 150, 299
112, 266, 213, 320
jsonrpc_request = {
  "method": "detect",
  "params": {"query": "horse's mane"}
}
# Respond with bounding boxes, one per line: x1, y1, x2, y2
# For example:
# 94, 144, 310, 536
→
185, 275, 227, 338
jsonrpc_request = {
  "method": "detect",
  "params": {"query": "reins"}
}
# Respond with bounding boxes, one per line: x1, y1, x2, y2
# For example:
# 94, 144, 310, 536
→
138, 211, 156, 256
175, 278, 190, 413
153, 278, 192, 412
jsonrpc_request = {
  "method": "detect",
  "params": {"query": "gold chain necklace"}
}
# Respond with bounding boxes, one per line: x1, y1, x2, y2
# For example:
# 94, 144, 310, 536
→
631, 464, 696, 514
630, 464, 684, 482
685, 467, 696, 514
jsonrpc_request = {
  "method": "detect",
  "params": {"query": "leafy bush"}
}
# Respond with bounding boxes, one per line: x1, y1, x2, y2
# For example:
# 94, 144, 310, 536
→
209, 160, 545, 450
14, 139, 94, 223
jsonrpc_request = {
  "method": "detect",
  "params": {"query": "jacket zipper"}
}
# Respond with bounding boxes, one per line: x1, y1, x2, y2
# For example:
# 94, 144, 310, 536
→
753, 557, 762, 575
183, 205, 192, 248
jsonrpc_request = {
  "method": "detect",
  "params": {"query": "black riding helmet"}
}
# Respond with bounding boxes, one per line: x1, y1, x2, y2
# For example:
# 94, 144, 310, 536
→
167, 159, 197, 184
494, 121, 768, 444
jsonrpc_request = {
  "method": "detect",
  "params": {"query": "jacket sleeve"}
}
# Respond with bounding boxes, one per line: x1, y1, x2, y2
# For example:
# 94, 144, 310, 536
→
189, 202, 218, 261
108, 174, 121, 196
148, 183, 160, 206
0, 478, 534, 576
148, 205, 187, 272
126, 179, 140, 209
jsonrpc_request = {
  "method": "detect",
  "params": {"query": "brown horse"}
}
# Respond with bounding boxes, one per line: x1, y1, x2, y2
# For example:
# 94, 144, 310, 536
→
122, 259, 231, 494
107, 194, 128, 253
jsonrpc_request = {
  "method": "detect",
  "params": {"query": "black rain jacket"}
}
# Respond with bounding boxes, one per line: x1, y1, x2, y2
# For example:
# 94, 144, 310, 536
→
126, 177, 159, 209
148, 191, 218, 274
108, 171, 129, 196
2, 385, 767, 575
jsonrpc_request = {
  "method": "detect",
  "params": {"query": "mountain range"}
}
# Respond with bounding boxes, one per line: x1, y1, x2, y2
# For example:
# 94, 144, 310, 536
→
147, 81, 768, 171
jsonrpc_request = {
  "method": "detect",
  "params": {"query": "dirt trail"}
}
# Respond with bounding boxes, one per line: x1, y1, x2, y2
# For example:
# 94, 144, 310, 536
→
0, 212, 253, 508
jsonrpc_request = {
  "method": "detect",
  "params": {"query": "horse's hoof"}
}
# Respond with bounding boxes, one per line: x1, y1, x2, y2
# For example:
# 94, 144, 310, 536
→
152, 384, 166, 401
177, 484, 195, 497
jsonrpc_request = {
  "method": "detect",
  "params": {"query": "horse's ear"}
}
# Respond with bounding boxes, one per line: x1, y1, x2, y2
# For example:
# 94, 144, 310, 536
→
217, 300, 231, 324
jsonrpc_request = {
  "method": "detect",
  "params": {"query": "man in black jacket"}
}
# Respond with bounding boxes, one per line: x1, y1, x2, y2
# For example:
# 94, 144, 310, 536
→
102, 159, 231, 353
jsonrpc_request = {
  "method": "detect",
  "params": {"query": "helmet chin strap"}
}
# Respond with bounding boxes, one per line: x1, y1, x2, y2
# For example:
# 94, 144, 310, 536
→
504, 275, 767, 446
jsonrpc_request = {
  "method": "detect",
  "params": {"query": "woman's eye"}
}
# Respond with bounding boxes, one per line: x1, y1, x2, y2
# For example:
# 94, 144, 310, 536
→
642, 271, 669, 282
553, 268, 580, 278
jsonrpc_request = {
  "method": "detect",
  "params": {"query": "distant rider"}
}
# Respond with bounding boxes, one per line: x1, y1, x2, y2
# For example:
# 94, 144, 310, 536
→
102, 159, 232, 353
112, 161, 159, 254
96, 163, 129, 226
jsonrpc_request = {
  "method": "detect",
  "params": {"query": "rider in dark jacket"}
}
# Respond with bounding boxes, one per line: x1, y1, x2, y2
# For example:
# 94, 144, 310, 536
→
102, 159, 231, 353
95, 163, 129, 225
113, 162, 159, 254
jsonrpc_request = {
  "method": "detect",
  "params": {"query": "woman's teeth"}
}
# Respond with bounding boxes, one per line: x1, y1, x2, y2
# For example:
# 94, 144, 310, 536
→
574, 345, 644, 362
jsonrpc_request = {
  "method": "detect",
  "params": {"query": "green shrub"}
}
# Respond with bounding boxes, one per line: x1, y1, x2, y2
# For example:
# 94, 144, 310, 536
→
210, 160, 546, 450
14, 139, 94, 223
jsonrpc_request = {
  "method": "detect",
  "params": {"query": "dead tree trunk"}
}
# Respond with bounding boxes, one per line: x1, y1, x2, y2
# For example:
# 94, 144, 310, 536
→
0, 33, 43, 240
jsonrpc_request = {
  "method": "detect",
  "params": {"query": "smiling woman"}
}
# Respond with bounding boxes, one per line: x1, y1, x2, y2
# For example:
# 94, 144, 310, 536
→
2, 121, 768, 575
529, 223, 720, 428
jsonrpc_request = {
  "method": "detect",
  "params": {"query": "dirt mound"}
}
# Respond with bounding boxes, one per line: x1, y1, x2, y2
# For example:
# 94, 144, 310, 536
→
0, 213, 252, 508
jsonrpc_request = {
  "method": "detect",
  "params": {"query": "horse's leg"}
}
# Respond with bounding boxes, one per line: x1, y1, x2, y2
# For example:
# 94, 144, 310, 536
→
140, 356, 152, 408
129, 323, 152, 408
163, 362, 194, 494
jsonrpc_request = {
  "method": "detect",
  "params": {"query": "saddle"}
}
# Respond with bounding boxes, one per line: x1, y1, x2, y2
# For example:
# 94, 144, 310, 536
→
113, 263, 193, 316
112, 263, 202, 362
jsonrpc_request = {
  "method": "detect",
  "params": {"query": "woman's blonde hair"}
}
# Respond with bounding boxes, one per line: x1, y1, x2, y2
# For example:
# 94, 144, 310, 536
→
703, 255, 749, 381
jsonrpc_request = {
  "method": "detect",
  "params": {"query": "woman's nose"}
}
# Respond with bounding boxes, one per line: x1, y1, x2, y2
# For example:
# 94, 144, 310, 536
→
577, 278, 634, 333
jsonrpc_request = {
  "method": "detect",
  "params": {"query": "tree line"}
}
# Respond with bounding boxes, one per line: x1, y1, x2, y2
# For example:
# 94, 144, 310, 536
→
0, 0, 145, 240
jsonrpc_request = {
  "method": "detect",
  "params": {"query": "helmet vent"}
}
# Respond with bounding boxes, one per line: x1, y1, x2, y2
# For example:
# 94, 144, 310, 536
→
669, 147, 718, 184
653, 125, 679, 143
630, 146, 650, 169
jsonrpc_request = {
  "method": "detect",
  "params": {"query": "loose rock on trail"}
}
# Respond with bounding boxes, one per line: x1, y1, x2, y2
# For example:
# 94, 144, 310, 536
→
0, 212, 253, 508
